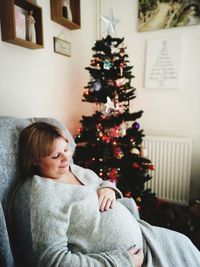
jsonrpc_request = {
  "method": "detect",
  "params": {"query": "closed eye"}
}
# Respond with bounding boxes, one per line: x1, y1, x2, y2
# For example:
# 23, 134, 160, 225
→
51, 153, 59, 159
51, 147, 68, 159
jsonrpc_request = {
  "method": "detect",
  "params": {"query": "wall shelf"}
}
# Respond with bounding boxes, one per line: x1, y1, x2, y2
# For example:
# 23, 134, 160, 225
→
50, 0, 80, 30
0, 0, 44, 49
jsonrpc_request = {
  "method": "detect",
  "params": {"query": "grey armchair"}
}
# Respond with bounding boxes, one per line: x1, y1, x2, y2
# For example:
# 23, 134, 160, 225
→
0, 116, 75, 267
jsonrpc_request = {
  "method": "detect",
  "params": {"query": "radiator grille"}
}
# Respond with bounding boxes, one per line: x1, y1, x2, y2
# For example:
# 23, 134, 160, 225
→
143, 136, 192, 204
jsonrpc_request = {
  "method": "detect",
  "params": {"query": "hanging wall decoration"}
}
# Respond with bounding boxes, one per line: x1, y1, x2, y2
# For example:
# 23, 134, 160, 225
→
53, 37, 71, 57
138, 0, 200, 32
62, 0, 73, 21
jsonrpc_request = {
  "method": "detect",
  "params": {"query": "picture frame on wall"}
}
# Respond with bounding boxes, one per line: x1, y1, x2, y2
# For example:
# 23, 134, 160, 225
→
53, 37, 71, 57
14, 5, 26, 40
138, 0, 200, 32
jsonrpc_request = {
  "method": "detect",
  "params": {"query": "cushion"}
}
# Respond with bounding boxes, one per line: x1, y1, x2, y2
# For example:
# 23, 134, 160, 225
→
0, 202, 14, 267
0, 117, 28, 207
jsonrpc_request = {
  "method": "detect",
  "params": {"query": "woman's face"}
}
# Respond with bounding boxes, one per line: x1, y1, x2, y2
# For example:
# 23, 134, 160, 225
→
36, 137, 70, 179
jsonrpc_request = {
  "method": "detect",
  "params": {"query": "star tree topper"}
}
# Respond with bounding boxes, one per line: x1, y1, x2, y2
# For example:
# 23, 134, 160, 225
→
100, 9, 120, 36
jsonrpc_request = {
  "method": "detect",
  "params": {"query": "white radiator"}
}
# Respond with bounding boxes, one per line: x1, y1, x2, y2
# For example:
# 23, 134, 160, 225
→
143, 136, 192, 204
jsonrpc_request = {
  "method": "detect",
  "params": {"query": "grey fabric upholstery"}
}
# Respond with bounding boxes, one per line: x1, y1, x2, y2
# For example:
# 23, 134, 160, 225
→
0, 116, 75, 267
0, 202, 14, 267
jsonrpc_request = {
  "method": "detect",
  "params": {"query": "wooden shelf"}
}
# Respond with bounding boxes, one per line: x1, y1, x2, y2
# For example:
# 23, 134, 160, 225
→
50, 0, 80, 30
0, 0, 44, 49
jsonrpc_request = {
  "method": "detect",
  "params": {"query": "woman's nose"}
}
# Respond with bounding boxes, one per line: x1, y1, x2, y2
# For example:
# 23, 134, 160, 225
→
61, 153, 68, 161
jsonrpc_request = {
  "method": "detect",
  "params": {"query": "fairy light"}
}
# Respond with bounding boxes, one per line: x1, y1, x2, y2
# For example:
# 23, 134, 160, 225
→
99, 168, 103, 176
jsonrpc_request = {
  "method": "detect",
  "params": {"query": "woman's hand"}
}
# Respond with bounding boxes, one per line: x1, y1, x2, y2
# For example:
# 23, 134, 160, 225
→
128, 246, 144, 267
98, 188, 116, 212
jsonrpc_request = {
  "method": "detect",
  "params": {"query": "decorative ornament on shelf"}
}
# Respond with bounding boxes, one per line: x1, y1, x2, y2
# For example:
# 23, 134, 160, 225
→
26, 10, 36, 43
100, 9, 120, 36
62, 0, 73, 21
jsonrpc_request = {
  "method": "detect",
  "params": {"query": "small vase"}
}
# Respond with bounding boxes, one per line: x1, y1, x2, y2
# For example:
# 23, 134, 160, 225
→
62, 0, 73, 21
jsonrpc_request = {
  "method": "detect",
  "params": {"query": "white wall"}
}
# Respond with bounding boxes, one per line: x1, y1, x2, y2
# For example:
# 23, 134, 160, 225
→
0, 0, 96, 134
101, 0, 200, 200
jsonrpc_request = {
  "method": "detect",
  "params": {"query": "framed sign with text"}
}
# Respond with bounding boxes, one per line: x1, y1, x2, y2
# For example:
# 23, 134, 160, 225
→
54, 37, 71, 57
144, 37, 182, 89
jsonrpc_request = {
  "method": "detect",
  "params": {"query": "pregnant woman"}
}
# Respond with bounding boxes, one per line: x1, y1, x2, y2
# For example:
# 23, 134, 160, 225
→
10, 122, 200, 267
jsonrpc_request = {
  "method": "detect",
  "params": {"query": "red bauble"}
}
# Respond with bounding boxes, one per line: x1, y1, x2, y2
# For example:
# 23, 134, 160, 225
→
133, 162, 140, 168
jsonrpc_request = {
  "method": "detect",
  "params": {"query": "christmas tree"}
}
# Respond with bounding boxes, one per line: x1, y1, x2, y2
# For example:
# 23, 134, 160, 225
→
73, 34, 155, 205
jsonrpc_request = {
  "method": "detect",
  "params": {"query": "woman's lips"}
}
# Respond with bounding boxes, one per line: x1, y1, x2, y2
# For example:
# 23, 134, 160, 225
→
59, 163, 69, 168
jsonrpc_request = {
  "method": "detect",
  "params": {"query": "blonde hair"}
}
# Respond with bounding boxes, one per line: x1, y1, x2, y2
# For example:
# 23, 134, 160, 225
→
19, 121, 68, 179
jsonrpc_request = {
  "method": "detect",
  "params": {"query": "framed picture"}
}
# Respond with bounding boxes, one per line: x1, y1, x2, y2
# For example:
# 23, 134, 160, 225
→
53, 37, 71, 57
138, 0, 200, 32
14, 5, 26, 40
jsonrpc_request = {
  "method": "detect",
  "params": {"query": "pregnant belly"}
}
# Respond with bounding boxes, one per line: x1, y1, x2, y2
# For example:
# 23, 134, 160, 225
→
92, 202, 143, 253
68, 194, 143, 254
69, 201, 143, 254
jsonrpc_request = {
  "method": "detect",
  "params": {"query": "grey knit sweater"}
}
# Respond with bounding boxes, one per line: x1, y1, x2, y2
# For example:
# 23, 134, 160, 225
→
11, 164, 200, 267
